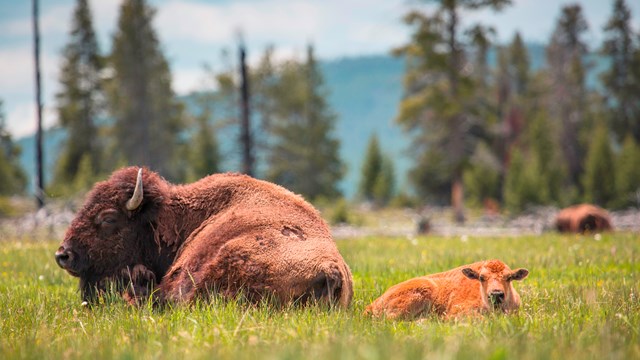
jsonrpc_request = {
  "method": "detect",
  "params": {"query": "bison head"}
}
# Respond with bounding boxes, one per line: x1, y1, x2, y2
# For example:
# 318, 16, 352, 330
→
56, 167, 169, 301
461, 259, 528, 311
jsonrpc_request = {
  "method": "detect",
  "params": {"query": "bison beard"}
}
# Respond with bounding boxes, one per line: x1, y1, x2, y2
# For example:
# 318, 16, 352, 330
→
55, 167, 353, 307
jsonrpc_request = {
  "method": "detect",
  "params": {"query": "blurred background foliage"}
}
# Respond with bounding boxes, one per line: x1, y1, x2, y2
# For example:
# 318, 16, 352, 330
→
2, 0, 640, 219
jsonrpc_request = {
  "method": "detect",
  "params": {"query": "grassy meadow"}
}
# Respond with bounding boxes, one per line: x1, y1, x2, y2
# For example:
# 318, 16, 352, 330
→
0, 232, 638, 359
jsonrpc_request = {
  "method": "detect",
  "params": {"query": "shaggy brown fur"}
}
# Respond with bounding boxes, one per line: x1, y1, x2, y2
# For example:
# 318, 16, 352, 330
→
364, 259, 528, 320
555, 204, 613, 234
56, 167, 353, 307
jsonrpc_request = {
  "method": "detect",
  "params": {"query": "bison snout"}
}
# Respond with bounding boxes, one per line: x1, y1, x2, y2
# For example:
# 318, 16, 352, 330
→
55, 246, 79, 275
488, 290, 505, 305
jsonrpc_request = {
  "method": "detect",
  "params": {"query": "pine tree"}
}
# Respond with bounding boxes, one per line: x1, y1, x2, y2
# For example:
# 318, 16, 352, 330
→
0, 100, 27, 195
493, 32, 532, 193
503, 148, 526, 212
372, 156, 396, 207
582, 123, 616, 206
493, 36, 526, 157
188, 109, 220, 181
395, 0, 511, 223
503, 148, 541, 212
545, 4, 590, 186
72, 154, 96, 192
509, 32, 530, 97
199, 49, 242, 172
359, 133, 383, 201
54, 0, 104, 186
600, 0, 640, 142
526, 112, 566, 204
266, 45, 344, 201
108, 0, 184, 180
463, 141, 501, 206
409, 149, 453, 205
251, 47, 278, 174
467, 24, 494, 92
359, 134, 396, 206
467, 24, 498, 147
613, 135, 640, 208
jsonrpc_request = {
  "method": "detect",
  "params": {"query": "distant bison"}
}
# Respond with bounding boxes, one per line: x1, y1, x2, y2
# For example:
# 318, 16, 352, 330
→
365, 259, 528, 320
555, 204, 613, 234
55, 167, 353, 307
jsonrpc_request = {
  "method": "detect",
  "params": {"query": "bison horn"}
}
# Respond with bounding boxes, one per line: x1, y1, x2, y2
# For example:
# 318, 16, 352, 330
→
126, 168, 144, 211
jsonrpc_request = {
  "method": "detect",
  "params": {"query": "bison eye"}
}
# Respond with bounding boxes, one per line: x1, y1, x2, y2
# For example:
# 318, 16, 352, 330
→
95, 209, 120, 226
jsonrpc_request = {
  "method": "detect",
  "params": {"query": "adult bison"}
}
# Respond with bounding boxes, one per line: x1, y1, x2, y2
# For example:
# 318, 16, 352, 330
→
55, 167, 353, 307
555, 204, 613, 234
365, 259, 529, 320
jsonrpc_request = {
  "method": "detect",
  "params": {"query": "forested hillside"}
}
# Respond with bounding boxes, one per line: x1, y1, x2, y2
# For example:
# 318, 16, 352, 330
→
16, 46, 573, 198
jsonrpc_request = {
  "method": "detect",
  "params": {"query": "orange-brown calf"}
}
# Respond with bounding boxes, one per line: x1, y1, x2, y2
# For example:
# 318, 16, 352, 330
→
555, 204, 613, 234
365, 259, 529, 320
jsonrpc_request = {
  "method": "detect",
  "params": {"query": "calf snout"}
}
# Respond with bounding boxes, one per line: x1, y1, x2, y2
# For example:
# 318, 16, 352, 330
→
488, 290, 505, 305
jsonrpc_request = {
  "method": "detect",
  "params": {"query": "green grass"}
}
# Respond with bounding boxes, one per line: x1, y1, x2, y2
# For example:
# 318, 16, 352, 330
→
1, 233, 638, 359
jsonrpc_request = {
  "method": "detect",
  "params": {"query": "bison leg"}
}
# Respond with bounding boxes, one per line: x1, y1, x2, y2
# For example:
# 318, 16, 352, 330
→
121, 264, 157, 305
156, 237, 270, 304
366, 287, 435, 320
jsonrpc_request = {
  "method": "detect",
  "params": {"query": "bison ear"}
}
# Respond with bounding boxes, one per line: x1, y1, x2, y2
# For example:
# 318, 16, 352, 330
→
508, 268, 529, 281
462, 268, 480, 280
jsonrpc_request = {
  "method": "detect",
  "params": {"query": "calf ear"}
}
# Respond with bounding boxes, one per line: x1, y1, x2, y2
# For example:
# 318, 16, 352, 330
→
508, 268, 529, 281
462, 268, 480, 280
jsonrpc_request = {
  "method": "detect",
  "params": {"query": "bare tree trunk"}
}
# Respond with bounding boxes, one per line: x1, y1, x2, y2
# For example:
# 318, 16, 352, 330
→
239, 43, 253, 176
447, 4, 465, 224
32, 0, 44, 208
452, 176, 465, 223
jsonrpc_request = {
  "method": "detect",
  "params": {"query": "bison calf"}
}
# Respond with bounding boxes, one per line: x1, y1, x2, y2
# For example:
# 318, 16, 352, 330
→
555, 204, 613, 234
55, 167, 353, 307
365, 259, 529, 320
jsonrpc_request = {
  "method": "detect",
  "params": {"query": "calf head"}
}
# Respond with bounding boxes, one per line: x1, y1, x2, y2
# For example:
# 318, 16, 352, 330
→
461, 260, 528, 312
56, 167, 169, 302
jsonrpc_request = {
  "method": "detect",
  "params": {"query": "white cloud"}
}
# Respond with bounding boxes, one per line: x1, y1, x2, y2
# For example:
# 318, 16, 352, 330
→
6, 102, 57, 139
156, 0, 323, 44
88, 0, 122, 45
172, 66, 210, 95
0, 45, 61, 138
153, 0, 411, 59
0, 46, 37, 98
1, 4, 72, 37
155, 0, 406, 94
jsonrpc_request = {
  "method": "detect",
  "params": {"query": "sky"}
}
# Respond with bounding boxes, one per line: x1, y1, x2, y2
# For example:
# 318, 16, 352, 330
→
0, 0, 638, 138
